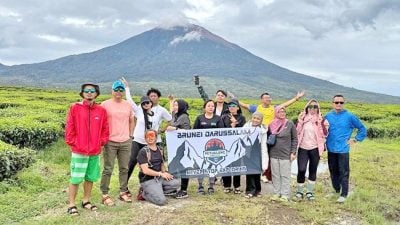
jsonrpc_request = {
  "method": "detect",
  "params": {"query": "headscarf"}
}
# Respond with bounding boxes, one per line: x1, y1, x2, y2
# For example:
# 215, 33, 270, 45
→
269, 106, 288, 135
175, 99, 189, 118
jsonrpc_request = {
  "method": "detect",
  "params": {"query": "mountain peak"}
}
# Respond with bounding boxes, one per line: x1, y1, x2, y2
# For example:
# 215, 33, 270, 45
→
154, 23, 235, 48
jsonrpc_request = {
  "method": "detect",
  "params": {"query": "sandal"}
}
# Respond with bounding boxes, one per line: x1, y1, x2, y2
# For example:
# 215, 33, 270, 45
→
306, 192, 315, 201
223, 187, 232, 193
234, 188, 242, 194
198, 186, 205, 195
294, 192, 304, 201
125, 190, 132, 198
101, 195, 115, 206
81, 201, 98, 211
67, 206, 79, 216
119, 192, 132, 203
136, 187, 145, 201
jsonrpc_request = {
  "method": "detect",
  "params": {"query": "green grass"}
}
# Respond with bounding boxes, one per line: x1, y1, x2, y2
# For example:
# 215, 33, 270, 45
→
1, 138, 399, 224
293, 139, 400, 225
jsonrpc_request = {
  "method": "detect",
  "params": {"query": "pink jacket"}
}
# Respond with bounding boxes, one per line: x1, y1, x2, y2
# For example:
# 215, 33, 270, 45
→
296, 100, 329, 156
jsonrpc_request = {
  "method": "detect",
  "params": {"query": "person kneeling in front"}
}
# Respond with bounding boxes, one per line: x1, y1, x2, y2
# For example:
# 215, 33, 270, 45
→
137, 129, 180, 206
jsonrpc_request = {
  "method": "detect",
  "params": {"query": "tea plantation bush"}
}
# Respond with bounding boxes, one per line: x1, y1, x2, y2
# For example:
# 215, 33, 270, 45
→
0, 141, 35, 182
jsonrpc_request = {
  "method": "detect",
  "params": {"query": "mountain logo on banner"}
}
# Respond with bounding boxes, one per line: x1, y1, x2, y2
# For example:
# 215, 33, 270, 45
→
204, 138, 227, 165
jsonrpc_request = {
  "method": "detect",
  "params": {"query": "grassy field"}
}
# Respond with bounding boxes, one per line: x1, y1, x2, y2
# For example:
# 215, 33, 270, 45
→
0, 86, 400, 224
0, 138, 399, 225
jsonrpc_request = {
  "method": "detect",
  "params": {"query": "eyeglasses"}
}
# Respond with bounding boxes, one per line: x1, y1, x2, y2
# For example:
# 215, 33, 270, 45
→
307, 105, 318, 109
334, 101, 345, 105
83, 88, 96, 93
113, 88, 125, 92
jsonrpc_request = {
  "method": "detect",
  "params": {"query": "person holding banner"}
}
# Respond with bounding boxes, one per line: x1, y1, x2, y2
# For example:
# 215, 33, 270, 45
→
269, 107, 298, 202
193, 100, 224, 195
243, 112, 269, 198
137, 130, 180, 206
295, 100, 329, 201
221, 99, 246, 194
166, 95, 192, 199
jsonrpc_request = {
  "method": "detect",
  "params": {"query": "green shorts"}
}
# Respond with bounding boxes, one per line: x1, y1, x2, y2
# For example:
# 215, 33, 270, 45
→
69, 153, 100, 185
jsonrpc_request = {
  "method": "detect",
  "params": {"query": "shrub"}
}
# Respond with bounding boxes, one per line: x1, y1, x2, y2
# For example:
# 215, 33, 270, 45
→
0, 141, 36, 182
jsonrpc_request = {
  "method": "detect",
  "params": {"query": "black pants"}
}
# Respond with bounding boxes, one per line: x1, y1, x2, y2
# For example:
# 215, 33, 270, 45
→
127, 141, 146, 181
328, 152, 350, 197
297, 148, 320, 183
245, 174, 261, 195
181, 178, 189, 191
222, 176, 240, 188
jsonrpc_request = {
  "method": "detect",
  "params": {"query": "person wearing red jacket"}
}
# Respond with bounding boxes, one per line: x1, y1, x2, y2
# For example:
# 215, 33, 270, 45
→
65, 83, 109, 216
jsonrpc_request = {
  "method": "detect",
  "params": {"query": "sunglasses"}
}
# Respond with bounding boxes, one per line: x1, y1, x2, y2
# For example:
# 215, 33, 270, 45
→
228, 104, 238, 107
142, 101, 151, 105
113, 88, 125, 92
307, 105, 318, 109
334, 101, 345, 105
145, 132, 156, 139
83, 88, 96, 93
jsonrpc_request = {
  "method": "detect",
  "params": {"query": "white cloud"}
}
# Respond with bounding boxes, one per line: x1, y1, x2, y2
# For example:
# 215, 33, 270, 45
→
169, 30, 202, 45
0, 0, 399, 96
36, 34, 77, 44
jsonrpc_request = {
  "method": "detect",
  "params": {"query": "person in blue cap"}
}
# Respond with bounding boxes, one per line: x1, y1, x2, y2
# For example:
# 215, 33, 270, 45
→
100, 80, 135, 206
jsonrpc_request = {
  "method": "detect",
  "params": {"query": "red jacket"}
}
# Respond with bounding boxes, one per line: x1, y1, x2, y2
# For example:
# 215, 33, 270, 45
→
65, 100, 109, 155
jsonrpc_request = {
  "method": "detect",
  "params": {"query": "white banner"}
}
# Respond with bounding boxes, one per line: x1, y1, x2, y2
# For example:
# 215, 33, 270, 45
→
166, 127, 262, 178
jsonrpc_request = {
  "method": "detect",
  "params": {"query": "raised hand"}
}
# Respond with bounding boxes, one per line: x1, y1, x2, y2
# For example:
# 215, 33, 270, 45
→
121, 77, 129, 88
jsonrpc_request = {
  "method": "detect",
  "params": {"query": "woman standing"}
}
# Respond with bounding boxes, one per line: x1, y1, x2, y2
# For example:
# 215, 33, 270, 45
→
221, 99, 246, 194
243, 112, 268, 198
166, 95, 191, 199
269, 107, 298, 202
193, 100, 224, 195
126, 95, 155, 182
295, 100, 329, 201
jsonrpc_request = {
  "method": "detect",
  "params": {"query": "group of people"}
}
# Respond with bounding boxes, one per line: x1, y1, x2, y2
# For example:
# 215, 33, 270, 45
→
64, 77, 367, 215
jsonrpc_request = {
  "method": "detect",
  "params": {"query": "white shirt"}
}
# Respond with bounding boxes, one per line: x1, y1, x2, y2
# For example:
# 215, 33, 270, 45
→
125, 87, 172, 144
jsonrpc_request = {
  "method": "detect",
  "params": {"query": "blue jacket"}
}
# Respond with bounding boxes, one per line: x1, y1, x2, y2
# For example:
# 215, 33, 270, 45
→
325, 109, 366, 153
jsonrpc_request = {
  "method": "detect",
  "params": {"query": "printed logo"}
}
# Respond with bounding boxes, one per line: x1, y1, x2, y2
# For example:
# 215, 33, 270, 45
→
204, 138, 227, 165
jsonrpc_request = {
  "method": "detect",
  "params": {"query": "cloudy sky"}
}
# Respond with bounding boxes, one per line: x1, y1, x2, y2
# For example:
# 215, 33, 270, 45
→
1, 0, 399, 96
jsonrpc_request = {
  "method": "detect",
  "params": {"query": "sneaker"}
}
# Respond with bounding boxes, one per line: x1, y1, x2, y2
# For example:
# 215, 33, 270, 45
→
270, 194, 280, 201
175, 190, 188, 199
337, 196, 346, 203
279, 196, 290, 202
164, 190, 177, 196
233, 188, 242, 194
244, 193, 254, 198
256, 192, 262, 197
306, 192, 315, 201
198, 186, 205, 195
261, 176, 269, 183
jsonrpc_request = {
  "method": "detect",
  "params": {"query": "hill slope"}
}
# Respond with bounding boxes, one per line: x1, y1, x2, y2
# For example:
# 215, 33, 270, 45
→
0, 24, 398, 103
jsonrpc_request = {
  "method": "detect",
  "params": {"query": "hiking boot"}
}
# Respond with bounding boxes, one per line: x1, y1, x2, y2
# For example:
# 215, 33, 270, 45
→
175, 190, 188, 199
